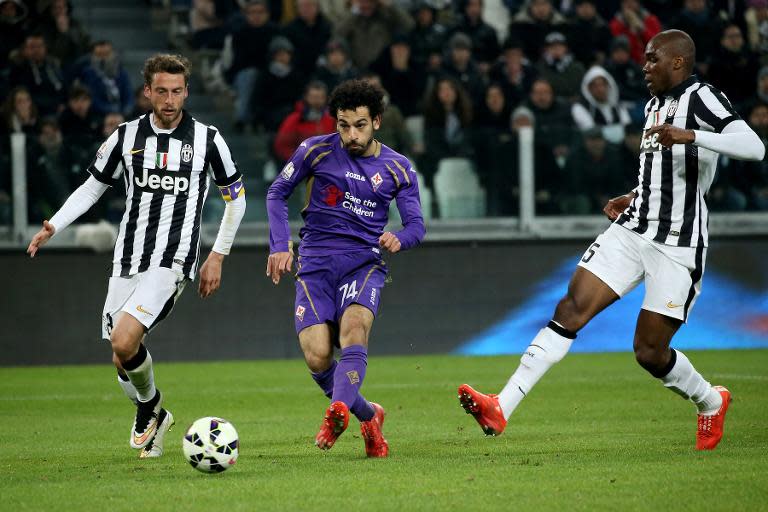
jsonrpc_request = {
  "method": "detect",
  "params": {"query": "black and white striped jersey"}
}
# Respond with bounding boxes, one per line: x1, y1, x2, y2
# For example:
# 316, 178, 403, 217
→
89, 111, 242, 278
616, 75, 740, 248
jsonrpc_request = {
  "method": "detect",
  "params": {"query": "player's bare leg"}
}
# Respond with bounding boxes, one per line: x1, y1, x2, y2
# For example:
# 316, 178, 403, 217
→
111, 314, 163, 449
460, 267, 619, 435
339, 305, 388, 457
633, 310, 730, 450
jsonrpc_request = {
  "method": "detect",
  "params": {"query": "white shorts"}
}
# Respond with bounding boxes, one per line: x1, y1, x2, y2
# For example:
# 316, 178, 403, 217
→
577, 224, 706, 322
101, 267, 188, 340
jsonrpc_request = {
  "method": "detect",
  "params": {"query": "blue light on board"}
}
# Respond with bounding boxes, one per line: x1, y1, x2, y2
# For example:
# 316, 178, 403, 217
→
456, 257, 768, 355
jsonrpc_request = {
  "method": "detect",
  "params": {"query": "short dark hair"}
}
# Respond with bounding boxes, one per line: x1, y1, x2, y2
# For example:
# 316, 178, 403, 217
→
143, 54, 191, 86
68, 84, 91, 101
328, 79, 385, 120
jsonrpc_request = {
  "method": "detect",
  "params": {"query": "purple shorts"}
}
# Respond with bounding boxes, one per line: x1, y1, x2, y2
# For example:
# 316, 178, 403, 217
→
293, 249, 388, 335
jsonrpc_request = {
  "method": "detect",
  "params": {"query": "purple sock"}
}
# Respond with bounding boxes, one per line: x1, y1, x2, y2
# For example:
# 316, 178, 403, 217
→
311, 360, 337, 399
333, 345, 375, 421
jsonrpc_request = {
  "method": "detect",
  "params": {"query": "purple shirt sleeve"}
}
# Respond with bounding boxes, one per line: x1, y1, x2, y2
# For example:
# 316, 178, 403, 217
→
393, 166, 425, 250
266, 144, 313, 253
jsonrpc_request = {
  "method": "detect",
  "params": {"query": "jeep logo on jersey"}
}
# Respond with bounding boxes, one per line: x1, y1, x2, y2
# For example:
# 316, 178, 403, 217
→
640, 131, 663, 152
134, 168, 190, 196
181, 143, 194, 163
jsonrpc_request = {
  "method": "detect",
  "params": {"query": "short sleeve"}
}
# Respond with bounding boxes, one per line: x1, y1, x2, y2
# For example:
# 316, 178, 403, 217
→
87, 126, 125, 186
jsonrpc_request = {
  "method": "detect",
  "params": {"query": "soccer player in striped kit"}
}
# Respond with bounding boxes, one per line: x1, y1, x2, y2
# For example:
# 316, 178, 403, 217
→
27, 54, 246, 458
459, 30, 765, 450
266, 79, 425, 457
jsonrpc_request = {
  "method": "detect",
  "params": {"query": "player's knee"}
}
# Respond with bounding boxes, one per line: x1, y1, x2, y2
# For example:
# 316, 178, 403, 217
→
553, 294, 587, 331
303, 349, 333, 373
110, 330, 139, 361
633, 343, 666, 374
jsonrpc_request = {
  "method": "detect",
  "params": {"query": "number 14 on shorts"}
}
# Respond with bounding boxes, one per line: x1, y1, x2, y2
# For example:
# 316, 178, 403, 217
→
339, 280, 358, 306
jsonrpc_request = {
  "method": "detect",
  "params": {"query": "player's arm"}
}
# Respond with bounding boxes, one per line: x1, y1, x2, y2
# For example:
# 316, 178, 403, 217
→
265, 142, 313, 284
28, 128, 124, 257
381, 162, 426, 254
199, 129, 247, 298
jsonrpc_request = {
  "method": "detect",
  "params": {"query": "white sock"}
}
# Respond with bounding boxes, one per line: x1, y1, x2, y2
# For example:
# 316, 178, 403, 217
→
498, 323, 574, 419
124, 345, 156, 402
661, 349, 722, 415
117, 373, 138, 405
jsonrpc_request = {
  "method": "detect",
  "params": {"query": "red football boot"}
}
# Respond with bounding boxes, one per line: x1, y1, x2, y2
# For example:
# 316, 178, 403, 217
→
315, 401, 349, 450
361, 402, 389, 458
458, 384, 507, 436
696, 386, 732, 451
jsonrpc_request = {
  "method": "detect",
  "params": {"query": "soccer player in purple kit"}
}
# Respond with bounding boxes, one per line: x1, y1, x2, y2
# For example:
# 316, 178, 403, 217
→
265, 79, 425, 457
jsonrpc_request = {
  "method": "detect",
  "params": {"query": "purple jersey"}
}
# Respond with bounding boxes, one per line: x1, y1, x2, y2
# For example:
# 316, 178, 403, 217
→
267, 133, 425, 255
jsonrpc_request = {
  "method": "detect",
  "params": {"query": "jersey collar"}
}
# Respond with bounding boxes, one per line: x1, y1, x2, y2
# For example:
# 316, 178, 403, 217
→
660, 75, 698, 100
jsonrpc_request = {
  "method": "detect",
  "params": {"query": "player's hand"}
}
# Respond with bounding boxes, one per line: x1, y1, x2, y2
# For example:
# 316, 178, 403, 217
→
199, 251, 224, 298
266, 241, 294, 285
645, 124, 695, 148
379, 232, 401, 253
27, 220, 56, 258
603, 192, 636, 221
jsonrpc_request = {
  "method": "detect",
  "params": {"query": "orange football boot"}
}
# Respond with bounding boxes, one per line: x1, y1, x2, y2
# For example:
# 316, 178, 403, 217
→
458, 384, 507, 436
696, 386, 732, 450
361, 402, 389, 458
315, 401, 349, 450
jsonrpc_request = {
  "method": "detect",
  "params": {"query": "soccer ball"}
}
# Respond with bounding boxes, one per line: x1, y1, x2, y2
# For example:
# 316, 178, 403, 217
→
182, 417, 239, 473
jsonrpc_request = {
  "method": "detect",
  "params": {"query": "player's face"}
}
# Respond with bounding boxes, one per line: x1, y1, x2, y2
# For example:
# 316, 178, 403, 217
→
643, 39, 676, 97
145, 72, 188, 129
337, 107, 380, 157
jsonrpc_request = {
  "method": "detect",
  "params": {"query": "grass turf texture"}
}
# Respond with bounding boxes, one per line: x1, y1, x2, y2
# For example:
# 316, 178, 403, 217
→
1, 351, 766, 511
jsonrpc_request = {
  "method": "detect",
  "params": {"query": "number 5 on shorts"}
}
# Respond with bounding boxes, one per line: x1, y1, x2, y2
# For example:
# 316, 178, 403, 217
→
581, 243, 600, 263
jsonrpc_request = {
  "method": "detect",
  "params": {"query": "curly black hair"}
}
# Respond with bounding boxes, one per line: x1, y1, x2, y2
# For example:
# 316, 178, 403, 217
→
328, 79, 385, 120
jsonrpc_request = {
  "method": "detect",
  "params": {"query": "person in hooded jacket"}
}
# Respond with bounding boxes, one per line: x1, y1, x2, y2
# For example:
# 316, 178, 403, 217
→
571, 65, 632, 145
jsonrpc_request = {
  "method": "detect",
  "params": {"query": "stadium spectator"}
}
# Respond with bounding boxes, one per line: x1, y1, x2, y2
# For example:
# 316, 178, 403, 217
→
313, 38, 358, 93
0, 0, 31, 71
408, 0, 449, 71
227, 0, 280, 130
744, 0, 768, 56
318, 0, 350, 23
283, 0, 332, 78
419, 76, 474, 188
571, 66, 631, 144
252, 36, 306, 131
102, 111, 125, 137
1, 86, 39, 140
58, 85, 102, 155
333, 0, 415, 69
129, 85, 152, 119
37, 0, 90, 72
708, 23, 760, 110
668, 0, 721, 70
489, 37, 537, 108
273, 80, 335, 163
440, 32, 487, 108
74, 40, 134, 116
189, 0, 233, 50
604, 34, 646, 123
567, 0, 612, 67
450, 0, 500, 73
359, 72, 413, 155
29, 118, 74, 221
508, 0, 568, 62
714, 0, 747, 35
534, 31, 585, 101
471, 82, 517, 216
519, 77, 573, 171
369, 33, 427, 117
608, 0, 662, 65
8, 33, 65, 116
561, 127, 625, 214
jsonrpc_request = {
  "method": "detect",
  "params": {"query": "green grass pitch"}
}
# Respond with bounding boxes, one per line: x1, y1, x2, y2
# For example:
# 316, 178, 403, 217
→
1, 351, 767, 511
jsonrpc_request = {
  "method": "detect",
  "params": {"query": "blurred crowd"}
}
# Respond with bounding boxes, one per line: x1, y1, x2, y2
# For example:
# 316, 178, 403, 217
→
2, 0, 768, 226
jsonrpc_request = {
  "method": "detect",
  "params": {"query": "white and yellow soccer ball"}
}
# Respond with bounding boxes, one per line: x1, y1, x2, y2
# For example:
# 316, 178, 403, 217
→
182, 417, 239, 473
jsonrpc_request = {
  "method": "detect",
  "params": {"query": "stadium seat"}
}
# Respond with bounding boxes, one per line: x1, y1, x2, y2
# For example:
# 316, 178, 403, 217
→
433, 158, 486, 218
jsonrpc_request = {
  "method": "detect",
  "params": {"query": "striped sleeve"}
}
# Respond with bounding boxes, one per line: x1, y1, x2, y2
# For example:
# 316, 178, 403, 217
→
206, 127, 242, 187
87, 125, 125, 186
693, 86, 741, 133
